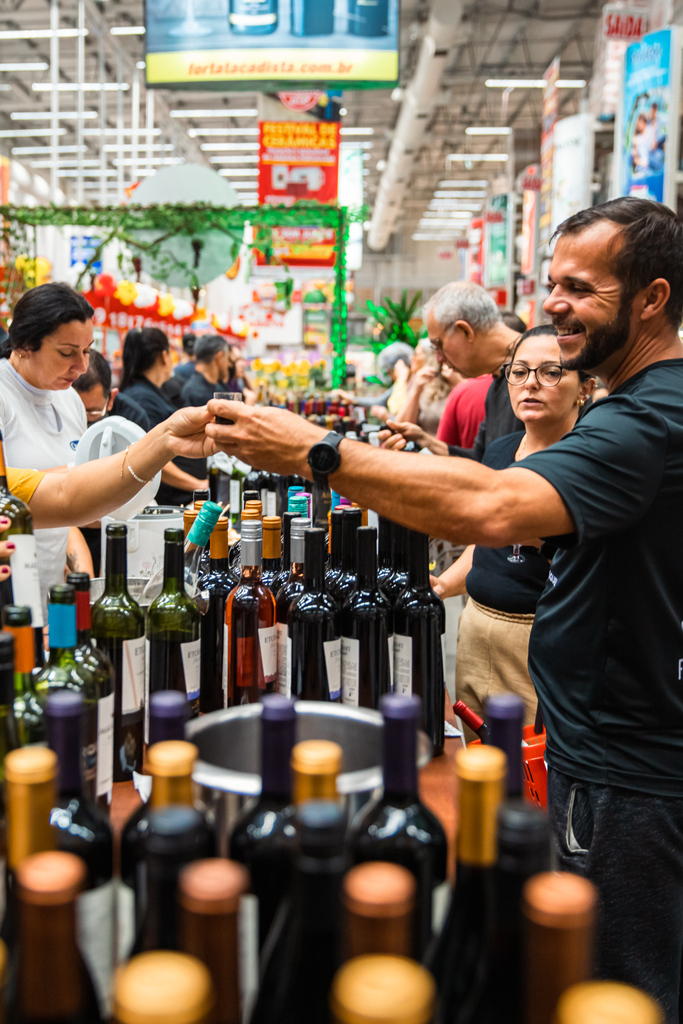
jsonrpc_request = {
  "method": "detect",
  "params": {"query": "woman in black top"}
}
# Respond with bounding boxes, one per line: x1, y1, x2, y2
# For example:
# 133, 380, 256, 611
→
119, 327, 208, 505
432, 325, 595, 730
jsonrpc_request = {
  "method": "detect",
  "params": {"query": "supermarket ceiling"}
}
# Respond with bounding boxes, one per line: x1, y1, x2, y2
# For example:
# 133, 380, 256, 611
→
0, 0, 600, 246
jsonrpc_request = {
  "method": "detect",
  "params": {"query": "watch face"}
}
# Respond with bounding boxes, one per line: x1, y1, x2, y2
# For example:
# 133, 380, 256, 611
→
313, 443, 341, 473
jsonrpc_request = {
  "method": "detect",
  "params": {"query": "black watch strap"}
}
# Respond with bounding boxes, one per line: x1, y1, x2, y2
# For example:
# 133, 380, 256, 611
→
308, 431, 344, 487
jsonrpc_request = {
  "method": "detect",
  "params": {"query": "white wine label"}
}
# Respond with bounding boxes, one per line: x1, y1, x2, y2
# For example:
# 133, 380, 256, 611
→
393, 634, 413, 695
239, 892, 259, 1023
181, 637, 201, 701
222, 621, 229, 706
341, 636, 360, 706
122, 637, 145, 716
78, 880, 116, 1016
276, 621, 291, 697
388, 633, 395, 688
258, 624, 278, 680
323, 637, 342, 701
229, 479, 241, 517
117, 880, 136, 963
9, 534, 44, 628
265, 491, 277, 518
96, 692, 115, 799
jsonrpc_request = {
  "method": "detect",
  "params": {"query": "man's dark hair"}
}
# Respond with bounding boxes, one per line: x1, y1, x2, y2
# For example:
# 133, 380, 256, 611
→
120, 326, 169, 391
1, 283, 93, 358
73, 348, 112, 396
502, 311, 527, 333
555, 197, 683, 328
182, 331, 196, 356
194, 334, 227, 364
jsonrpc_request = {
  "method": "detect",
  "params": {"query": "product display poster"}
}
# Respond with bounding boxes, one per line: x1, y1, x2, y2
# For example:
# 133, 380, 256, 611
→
144, 0, 398, 88
619, 27, 671, 202
484, 195, 509, 290
258, 121, 339, 205
551, 113, 594, 234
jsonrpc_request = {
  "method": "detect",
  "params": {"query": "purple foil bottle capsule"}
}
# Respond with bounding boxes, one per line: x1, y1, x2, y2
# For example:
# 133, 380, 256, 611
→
380, 692, 421, 797
486, 693, 525, 798
261, 693, 297, 798
149, 690, 188, 746
46, 689, 84, 794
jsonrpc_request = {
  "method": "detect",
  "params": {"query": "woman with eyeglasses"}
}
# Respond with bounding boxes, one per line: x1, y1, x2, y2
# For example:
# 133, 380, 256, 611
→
431, 325, 595, 733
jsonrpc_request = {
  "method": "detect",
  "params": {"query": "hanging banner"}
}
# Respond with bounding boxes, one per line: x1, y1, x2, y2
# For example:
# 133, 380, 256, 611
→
617, 27, 672, 204
0, 156, 9, 205
338, 145, 364, 271
84, 291, 194, 337
520, 164, 540, 277
254, 225, 336, 266
258, 120, 339, 205
484, 195, 510, 290
144, 0, 398, 88
539, 57, 560, 249
466, 218, 484, 285
602, 5, 648, 42
551, 113, 594, 234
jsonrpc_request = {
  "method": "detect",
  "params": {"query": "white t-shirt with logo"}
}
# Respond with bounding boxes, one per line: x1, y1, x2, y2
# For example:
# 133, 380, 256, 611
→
0, 358, 86, 614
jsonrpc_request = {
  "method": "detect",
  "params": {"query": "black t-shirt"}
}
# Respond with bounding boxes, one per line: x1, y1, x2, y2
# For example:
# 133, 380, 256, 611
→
518, 359, 683, 796
465, 433, 550, 614
180, 370, 216, 409
110, 392, 151, 432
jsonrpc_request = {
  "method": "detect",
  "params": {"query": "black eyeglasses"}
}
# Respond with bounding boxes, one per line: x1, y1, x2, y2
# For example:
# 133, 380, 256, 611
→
504, 362, 565, 387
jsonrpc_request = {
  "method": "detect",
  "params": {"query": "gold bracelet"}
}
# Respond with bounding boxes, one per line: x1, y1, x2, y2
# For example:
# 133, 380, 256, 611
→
127, 463, 150, 486
121, 445, 130, 479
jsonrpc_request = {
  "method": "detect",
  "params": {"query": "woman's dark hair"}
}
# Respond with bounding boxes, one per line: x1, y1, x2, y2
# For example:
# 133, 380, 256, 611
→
510, 324, 593, 383
1, 283, 93, 358
120, 327, 169, 392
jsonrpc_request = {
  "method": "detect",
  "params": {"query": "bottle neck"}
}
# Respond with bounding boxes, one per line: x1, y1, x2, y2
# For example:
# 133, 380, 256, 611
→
163, 541, 184, 594
209, 555, 230, 574
392, 525, 408, 576
304, 544, 324, 591
74, 589, 92, 644
49, 714, 83, 797
18, 899, 85, 1020
357, 536, 377, 591
407, 530, 430, 589
383, 715, 418, 798
288, 562, 304, 585
457, 774, 504, 870
241, 537, 262, 574
281, 514, 296, 572
6, 625, 34, 682
341, 520, 359, 574
0, 665, 14, 708
47, 603, 77, 655
150, 773, 194, 808
329, 514, 343, 571
181, 905, 240, 1024
294, 851, 345, 938
240, 563, 263, 584
261, 714, 295, 799
105, 535, 129, 593
6, 777, 56, 871
378, 517, 393, 569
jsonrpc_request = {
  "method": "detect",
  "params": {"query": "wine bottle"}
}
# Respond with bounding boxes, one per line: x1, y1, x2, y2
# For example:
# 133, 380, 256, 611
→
327, 508, 362, 605
229, 695, 297, 951
114, 950, 213, 1024
46, 691, 115, 1017
198, 517, 232, 714
291, 0, 333, 35
244, 499, 263, 519
350, 693, 447, 957
523, 872, 597, 1024
193, 489, 209, 506
270, 511, 298, 598
347, 0, 388, 35
260, 472, 279, 518
0, 634, 19, 779
393, 529, 445, 755
331, 955, 435, 1024
1, 606, 44, 746
91, 524, 145, 784
380, 522, 409, 606
291, 738, 342, 804
325, 508, 344, 592
228, 458, 250, 533
243, 488, 260, 507
8, 851, 102, 1023
343, 861, 416, 960
34, 585, 106, 803
261, 516, 282, 590
144, 503, 223, 606
133, 805, 214, 954
454, 699, 489, 742
148, 690, 188, 745
179, 859, 250, 1024
555, 982, 663, 1024
275, 516, 309, 699
147, 528, 201, 733
225, 520, 277, 706
120, 740, 198, 957
66, 573, 115, 807
289, 529, 341, 701
249, 801, 346, 1024
0, 430, 44, 653
486, 693, 525, 798
341, 526, 391, 709
425, 745, 507, 1024
377, 516, 394, 587
489, 800, 551, 1024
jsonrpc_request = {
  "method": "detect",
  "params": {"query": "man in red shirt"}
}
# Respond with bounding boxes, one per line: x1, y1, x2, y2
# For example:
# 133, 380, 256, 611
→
436, 374, 492, 448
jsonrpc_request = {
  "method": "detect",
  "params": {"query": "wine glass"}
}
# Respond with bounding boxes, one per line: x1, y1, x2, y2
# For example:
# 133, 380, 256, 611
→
214, 391, 243, 425
508, 544, 525, 564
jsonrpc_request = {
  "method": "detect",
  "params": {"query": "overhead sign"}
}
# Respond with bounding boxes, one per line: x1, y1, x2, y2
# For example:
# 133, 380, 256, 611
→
144, 0, 398, 88
539, 57, 560, 249
484, 194, 510, 291
520, 164, 540, 277
254, 225, 337, 267
602, 5, 648, 42
618, 27, 672, 204
277, 91, 323, 111
551, 113, 594, 234
258, 120, 339, 205
338, 145, 364, 271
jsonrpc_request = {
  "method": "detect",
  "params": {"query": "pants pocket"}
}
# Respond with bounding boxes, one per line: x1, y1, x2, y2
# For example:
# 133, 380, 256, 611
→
566, 783, 594, 854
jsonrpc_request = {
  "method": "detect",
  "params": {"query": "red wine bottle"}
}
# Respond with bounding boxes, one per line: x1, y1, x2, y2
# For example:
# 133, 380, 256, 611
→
271, 511, 298, 598
325, 507, 344, 592
377, 515, 394, 587
327, 508, 362, 605
275, 517, 309, 699
198, 518, 232, 714
454, 700, 490, 742
225, 520, 277, 705
340, 526, 391, 709
289, 529, 341, 701
486, 693, 525, 799
261, 516, 282, 590
380, 522, 409, 606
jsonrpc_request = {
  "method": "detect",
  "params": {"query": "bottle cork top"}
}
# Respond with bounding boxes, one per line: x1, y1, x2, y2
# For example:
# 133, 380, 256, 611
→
178, 858, 249, 915
146, 741, 198, 778
330, 955, 435, 1024
343, 862, 416, 919
241, 509, 259, 521
455, 745, 507, 782
5, 746, 57, 784
244, 500, 262, 517
262, 516, 281, 559
114, 951, 214, 1024
523, 871, 597, 929
17, 851, 86, 905
554, 982, 663, 1024
291, 739, 343, 776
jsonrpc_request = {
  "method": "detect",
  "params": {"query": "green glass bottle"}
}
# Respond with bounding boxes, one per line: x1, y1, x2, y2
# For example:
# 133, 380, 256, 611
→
91, 525, 145, 784
1, 605, 45, 746
0, 633, 20, 786
147, 529, 201, 736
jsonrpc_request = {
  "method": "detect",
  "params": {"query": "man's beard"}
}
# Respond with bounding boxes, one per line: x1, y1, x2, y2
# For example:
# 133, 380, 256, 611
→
553, 300, 633, 373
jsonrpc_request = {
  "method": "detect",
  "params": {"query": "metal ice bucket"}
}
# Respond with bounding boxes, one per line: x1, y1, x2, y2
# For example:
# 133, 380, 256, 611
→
186, 701, 432, 846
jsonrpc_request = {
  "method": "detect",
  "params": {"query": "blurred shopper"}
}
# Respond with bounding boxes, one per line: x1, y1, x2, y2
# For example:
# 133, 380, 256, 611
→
73, 348, 151, 430
162, 331, 197, 408
501, 310, 527, 332
119, 327, 207, 505
337, 341, 414, 419
228, 345, 257, 405
432, 326, 594, 729
0, 282, 90, 610
394, 340, 461, 435
180, 335, 230, 407
436, 374, 492, 448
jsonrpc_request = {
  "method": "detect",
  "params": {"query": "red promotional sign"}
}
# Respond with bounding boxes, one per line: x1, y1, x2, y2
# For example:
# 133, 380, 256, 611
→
467, 219, 484, 285
277, 91, 323, 112
602, 6, 648, 41
254, 226, 336, 267
84, 291, 194, 338
258, 120, 339, 206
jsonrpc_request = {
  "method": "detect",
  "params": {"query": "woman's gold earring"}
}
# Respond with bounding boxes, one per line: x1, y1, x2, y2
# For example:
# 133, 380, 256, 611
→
577, 398, 585, 407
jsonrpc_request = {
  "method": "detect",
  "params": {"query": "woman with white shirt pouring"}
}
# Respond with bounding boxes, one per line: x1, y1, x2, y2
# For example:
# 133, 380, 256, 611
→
0, 283, 93, 619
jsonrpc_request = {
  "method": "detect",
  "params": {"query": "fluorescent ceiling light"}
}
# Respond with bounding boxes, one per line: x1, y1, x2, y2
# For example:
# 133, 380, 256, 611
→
205, 154, 259, 164
428, 202, 482, 210
104, 144, 174, 152
557, 79, 587, 88
110, 25, 145, 34
188, 127, 259, 137
339, 127, 374, 135
200, 142, 259, 151
339, 107, 347, 115
0, 128, 66, 137
438, 180, 488, 187
447, 153, 508, 162
31, 158, 101, 168
83, 128, 161, 136
113, 157, 183, 166
230, 184, 258, 190
340, 141, 373, 149
171, 108, 258, 117
485, 78, 586, 89
0, 28, 87, 38
58, 169, 117, 176
0, 86, 10, 92
420, 212, 471, 219
13, 145, 86, 154
136, 61, 146, 69
32, 82, 130, 92
207, 164, 258, 174
241, 199, 259, 206
234, 194, 259, 201
376, 159, 386, 171
10, 111, 97, 120
432, 190, 487, 198
465, 126, 512, 135
412, 234, 457, 240
0, 62, 48, 71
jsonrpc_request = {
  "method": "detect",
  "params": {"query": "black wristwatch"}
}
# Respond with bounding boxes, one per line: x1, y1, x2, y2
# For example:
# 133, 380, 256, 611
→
307, 431, 344, 488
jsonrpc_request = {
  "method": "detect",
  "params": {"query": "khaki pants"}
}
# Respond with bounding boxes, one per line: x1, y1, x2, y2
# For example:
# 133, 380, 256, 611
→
455, 597, 537, 740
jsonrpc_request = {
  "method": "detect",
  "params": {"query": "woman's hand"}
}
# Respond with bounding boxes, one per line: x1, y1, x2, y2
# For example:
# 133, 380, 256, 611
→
163, 405, 217, 461
413, 366, 437, 392
378, 420, 429, 450
430, 574, 445, 597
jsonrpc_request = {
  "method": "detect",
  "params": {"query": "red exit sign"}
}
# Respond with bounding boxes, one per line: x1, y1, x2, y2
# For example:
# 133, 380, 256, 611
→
602, 6, 648, 41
